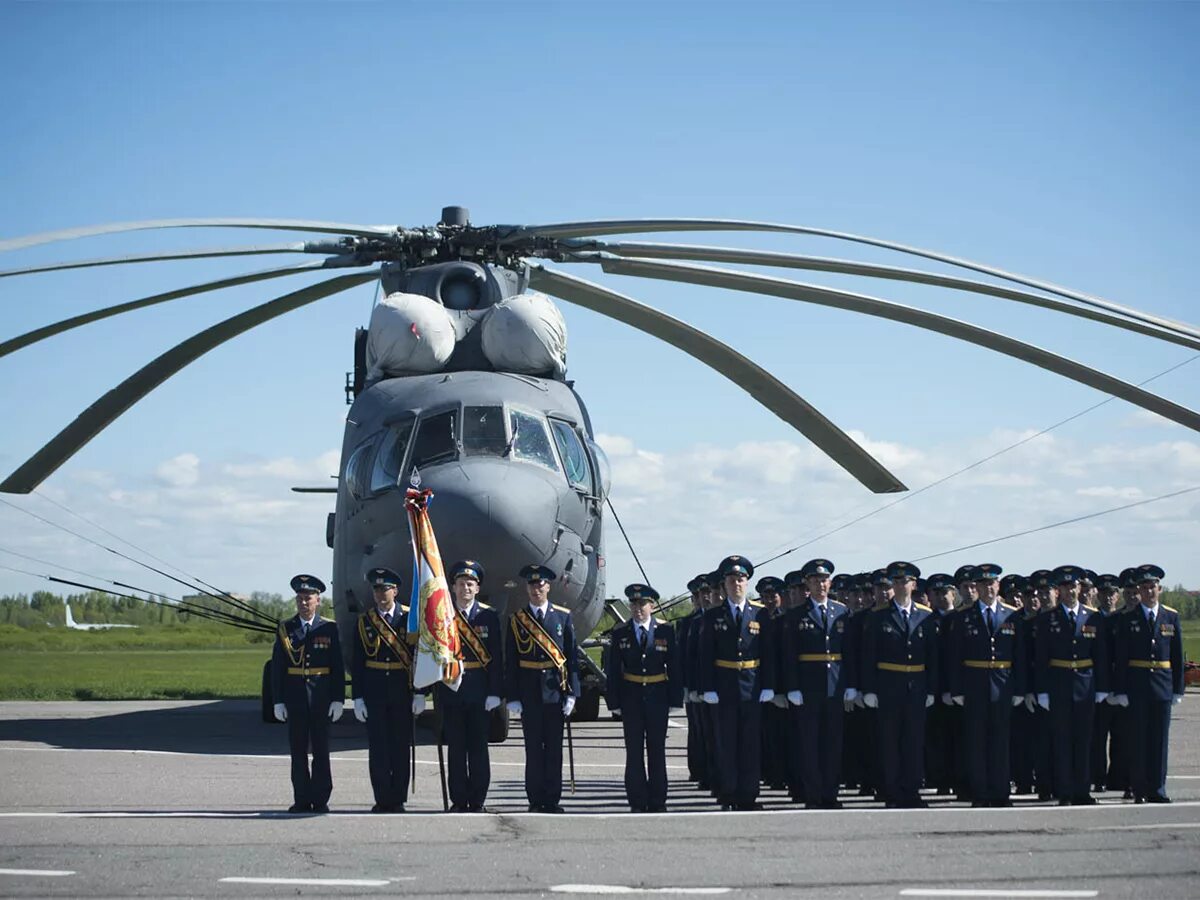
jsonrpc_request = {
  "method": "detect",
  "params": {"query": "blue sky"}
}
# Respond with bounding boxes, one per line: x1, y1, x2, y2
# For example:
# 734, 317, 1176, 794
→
1, 2, 1197, 600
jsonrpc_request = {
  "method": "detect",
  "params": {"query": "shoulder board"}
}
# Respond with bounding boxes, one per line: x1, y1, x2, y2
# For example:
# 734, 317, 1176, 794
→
552, 603, 571, 614
1162, 605, 1177, 614
399, 605, 410, 614
749, 600, 764, 608
476, 602, 491, 610
914, 603, 932, 613
1000, 602, 1017, 611
1082, 605, 1096, 613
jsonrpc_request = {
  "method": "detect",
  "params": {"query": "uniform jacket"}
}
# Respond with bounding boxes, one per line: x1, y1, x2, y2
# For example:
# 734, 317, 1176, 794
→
781, 598, 848, 699
437, 601, 503, 706
1113, 604, 1184, 701
949, 601, 1025, 702
504, 604, 582, 705
1034, 604, 1109, 701
351, 606, 415, 704
860, 602, 938, 703
677, 609, 701, 692
686, 608, 708, 690
604, 618, 684, 711
271, 614, 345, 708
842, 607, 869, 693
927, 607, 953, 696
697, 600, 772, 700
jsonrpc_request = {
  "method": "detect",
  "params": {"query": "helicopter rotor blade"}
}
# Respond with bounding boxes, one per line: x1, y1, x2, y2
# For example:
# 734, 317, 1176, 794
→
513, 218, 1200, 343
592, 254, 1200, 435
528, 265, 907, 495
0, 258, 361, 360
583, 242, 1200, 354
0, 270, 379, 494
0, 243, 325, 279
0, 218, 395, 254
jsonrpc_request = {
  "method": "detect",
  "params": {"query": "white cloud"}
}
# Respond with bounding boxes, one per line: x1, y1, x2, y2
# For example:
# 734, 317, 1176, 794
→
154, 453, 200, 488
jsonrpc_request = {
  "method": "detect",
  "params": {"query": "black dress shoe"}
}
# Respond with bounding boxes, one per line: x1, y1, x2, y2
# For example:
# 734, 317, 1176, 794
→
1092, 783, 1106, 792
287, 803, 309, 814
393, 803, 406, 813
473, 805, 489, 814
371, 803, 391, 814
1146, 794, 1172, 804
311, 803, 329, 814
736, 801, 763, 811
1134, 796, 1145, 805
1057, 799, 1072, 806
1123, 789, 1134, 800
720, 803, 735, 811
937, 786, 952, 796
1074, 796, 1097, 806
629, 805, 647, 813
971, 801, 989, 808
449, 803, 467, 813
823, 800, 844, 810
648, 804, 667, 813
904, 799, 928, 809
528, 804, 541, 812
544, 805, 565, 814
992, 799, 1013, 808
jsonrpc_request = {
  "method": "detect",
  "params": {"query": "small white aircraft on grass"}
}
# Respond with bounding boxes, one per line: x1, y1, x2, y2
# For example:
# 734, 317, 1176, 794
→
64, 602, 137, 631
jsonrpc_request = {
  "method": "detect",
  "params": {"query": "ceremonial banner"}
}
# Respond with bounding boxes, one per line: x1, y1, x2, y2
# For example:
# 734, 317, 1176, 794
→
404, 479, 462, 690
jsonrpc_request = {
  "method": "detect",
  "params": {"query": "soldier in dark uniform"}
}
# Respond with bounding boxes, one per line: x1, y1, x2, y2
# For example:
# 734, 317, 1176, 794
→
271, 574, 345, 814
862, 561, 938, 808
949, 563, 1026, 807
1027, 568, 1057, 800
755, 576, 789, 791
351, 567, 418, 813
783, 558, 849, 809
1008, 574, 1038, 795
1090, 573, 1122, 793
504, 564, 581, 813
695, 571, 725, 796
947, 564, 977, 799
1033, 565, 1108, 805
605, 584, 683, 812
1111, 564, 1185, 803
840, 573, 872, 796
924, 573, 958, 796
1107, 567, 1142, 798
697, 555, 774, 810
781, 569, 809, 802
679, 576, 706, 784
437, 560, 502, 812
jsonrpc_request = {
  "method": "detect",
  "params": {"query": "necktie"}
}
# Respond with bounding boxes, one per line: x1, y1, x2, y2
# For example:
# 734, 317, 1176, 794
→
1067, 608, 1076, 629
735, 606, 743, 631
1147, 609, 1155, 631
302, 621, 310, 638
986, 606, 995, 634
901, 607, 910, 634
638, 625, 648, 650
384, 612, 392, 628
535, 607, 545, 626
819, 604, 828, 632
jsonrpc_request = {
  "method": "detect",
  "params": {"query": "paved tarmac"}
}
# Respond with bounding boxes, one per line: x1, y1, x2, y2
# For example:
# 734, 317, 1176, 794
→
1, 697, 1198, 898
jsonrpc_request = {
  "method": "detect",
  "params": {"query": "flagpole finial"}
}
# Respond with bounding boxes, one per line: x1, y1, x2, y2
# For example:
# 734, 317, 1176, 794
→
410, 467, 422, 488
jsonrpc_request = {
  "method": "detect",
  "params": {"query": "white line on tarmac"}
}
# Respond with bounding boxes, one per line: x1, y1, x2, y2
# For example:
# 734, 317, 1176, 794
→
551, 886, 731, 895
1087, 822, 1200, 831
0, 868, 75, 877
220, 877, 412, 887
898, 891, 1098, 898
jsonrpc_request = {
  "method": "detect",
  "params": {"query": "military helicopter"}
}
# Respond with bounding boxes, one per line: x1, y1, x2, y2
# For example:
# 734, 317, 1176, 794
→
3, 206, 1200, 728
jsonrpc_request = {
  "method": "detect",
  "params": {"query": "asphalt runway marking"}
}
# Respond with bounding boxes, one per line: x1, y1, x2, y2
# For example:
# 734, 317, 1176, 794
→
1088, 821, 1200, 831
550, 887, 731, 895
0, 868, 75, 877
898, 892, 1098, 898
220, 877, 411, 887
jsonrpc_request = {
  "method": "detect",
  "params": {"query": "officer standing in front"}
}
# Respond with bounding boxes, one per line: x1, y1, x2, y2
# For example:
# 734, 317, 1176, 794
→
923, 572, 958, 796
605, 584, 683, 812
756, 575, 790, 792
351, 567, 419, 813
271, 574, 345, 814
949, 563, 1026, 807
505, 565, 581, 813
1034, 565, 1109, 805
1111, 564, 1185, 803
438, 560, 503, 812
698, 555, 774, 810
782, 559, 848, 809
861, 561, 938, 808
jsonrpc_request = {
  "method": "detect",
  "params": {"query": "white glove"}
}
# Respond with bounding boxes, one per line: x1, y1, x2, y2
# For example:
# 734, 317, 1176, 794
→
507, 700, 523, 715
273, 703, 287, 723
328, 701, 344, 722
688, 690, 701, 703
1036, 693, 1049, 711
703, 691, 719, 705
562, 696, 576, 717
1173, 694, 1184, 706
1013, 695, 1027, 708
758, 688, 775, 703
484, 695, 501, 712
412, 695, 426, 715
772, 694, 788, 708
1106, 693, 1119, 705
845, 687, 859, 703
926, 694, 935, 708
1024, 694, 1036, 713
1095, 692, 1109, 704
787, 690, 804, 707
1113, 694, 1129, 707
843, 694, 855, 712
354, 698, 368, 722
854, 694, 866, 709
941, 692, 953, 706
952, 695, 965, 706
863, 693, 879, 709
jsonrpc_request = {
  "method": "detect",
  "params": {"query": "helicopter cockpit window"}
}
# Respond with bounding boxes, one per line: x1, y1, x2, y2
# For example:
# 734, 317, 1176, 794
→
462, 406, 507, 457
509, 410, 560, 472
370, 419, 414, 493
346, 435, 378, 502
550, 420, 591, 491
410, 409, 458, 470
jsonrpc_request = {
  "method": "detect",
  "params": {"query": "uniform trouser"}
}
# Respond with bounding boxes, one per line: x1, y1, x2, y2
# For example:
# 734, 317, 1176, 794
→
365, 694, 412, 807
1128, 698, 1172, 800
1051, 695, 1095, 801
950, 706, 970, 797
1090, 701, 1115, 789
702, 704, 722, 791
965, 699, 1012, 802
795, 695, 844, 805
925, 700, 956, 791
286, 696, 332, 807
863, 707, 882, 793
716, 699, 762, 806
685, 700, 705, 781
878, 690, 927, 804
443, 701, 491, 809
1010, 704, 1036, 791
1034, 706, 1055, 796
842, 706, 861, 789
1107, 705, 1130, 790
762, 701, 789, 787
521, 702, 565, 808
620, 700, 669, 809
